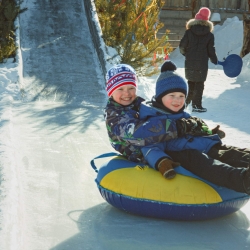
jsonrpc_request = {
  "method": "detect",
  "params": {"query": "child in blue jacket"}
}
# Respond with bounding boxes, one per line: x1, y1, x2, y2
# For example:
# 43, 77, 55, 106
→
140, 60, 250, 194
104, 64, 182, 179
104, 63, 250, 194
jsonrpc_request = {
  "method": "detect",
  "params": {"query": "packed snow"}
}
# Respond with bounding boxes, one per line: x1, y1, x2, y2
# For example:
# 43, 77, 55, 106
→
0, 2, 250, 249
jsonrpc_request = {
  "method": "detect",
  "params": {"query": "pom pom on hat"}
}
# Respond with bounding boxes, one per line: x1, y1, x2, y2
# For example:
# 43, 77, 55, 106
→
106, 64, 137, 97
195, 7, 211, 21
156, 61, 188, 102
160, 60, 177, 72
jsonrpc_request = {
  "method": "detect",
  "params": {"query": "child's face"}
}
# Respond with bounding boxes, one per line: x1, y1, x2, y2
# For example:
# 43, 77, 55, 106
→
112, 84, 137, 106
161, 92, 185, 112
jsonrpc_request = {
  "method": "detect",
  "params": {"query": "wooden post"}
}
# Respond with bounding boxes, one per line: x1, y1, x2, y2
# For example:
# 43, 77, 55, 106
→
240, 13, 250, 57
191, 0, 200, 18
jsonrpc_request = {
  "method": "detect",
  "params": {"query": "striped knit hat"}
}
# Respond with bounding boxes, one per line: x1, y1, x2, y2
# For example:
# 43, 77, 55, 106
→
106, 64, 137, 97
156, 61, 188, 102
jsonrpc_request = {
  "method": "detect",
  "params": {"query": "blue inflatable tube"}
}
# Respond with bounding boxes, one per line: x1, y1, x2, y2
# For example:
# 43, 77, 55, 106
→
91, 154, 250, 221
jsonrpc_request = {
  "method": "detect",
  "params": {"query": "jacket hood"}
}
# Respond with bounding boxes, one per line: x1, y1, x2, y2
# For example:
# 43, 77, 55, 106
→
186, 19, 214, 35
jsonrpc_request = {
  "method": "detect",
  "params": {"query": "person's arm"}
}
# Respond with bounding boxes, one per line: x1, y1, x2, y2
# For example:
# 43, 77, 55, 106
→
105, 106, 179, 147
179, 30, 189, 56
207, 34, 218, 65
190, 116, 226, 138
176, 116, 225, 138
141, 145, 176, 170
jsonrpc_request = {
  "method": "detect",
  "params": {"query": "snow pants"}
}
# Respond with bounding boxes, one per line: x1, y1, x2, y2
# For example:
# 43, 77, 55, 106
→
207, 143, 250, 168
166, 148, 249, 194
186, 81, 204, 107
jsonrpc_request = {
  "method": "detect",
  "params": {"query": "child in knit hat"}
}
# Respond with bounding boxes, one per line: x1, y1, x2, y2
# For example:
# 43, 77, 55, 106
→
138, 60, 250, 195
104, 63, 250, 195
179, 7, 218, 112
104, 64, 181, 179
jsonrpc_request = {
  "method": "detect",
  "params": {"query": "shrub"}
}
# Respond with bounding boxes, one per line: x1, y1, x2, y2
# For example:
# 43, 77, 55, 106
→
0, 0, 27, 63
95, 0, 173, 75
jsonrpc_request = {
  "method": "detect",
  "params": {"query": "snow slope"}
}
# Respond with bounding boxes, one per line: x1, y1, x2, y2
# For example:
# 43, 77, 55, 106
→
0, 1, 250, 249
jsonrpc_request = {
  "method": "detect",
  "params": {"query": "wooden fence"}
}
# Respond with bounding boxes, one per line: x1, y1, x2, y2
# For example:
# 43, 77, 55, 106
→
162, 0, 249, 12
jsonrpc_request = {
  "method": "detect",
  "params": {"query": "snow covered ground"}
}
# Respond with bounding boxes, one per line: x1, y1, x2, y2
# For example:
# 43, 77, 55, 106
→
0, 1, 250, 249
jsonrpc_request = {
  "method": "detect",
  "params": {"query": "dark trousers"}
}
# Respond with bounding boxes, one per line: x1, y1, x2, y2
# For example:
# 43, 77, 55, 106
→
166, 148, 249, 193
186, 81, 204, 107
207, 144, 250, 168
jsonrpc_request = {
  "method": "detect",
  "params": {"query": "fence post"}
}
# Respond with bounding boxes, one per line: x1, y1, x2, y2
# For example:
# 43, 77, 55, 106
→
240, 13, 250, 57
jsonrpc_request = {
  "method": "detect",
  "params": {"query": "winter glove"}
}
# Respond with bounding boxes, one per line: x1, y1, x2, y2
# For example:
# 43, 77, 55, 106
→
176, 117, 226, 138
192, 117, 226, 138
211, 125, 226, 139
157, 158, 180, 179
191, 116, 214, 134
176, 117, 210, 137
191, 116, 209, 127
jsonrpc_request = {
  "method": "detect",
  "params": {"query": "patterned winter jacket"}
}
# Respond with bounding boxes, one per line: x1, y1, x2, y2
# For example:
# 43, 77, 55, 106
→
179, 19, 218, 82
104, 96, 179, 163
139, 101, 222, 168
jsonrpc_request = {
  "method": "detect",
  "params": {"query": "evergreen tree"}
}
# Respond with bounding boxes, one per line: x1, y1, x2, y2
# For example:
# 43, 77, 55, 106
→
95, 0, 172, 75
0, 0, 27, 62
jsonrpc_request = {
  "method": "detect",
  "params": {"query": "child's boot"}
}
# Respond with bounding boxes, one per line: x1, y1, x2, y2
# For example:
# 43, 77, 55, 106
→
157, 158, 179, 179
192, 105, 207, 112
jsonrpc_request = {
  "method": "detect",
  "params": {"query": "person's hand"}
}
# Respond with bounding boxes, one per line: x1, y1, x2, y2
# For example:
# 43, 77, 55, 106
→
176, 117, 226, 138
157, 158, 180, 179
193, 117, 226, 138
176, 117, 211, 136
211, 125, 226, 139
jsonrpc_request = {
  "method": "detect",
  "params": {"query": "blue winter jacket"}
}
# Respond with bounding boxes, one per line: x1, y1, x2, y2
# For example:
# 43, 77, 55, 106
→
139, 101, 222, 168
104, 97, 179, 163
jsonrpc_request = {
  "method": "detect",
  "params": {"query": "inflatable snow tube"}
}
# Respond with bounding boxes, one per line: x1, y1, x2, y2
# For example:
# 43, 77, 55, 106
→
91, 153, 250, 221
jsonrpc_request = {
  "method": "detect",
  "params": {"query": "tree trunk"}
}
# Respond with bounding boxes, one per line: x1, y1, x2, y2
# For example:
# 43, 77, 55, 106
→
240, 13, 250, 58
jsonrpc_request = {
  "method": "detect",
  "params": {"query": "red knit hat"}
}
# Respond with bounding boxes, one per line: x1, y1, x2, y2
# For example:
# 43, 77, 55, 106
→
106, 64, 137, 97
195, 7, 211, 21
